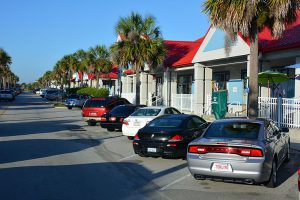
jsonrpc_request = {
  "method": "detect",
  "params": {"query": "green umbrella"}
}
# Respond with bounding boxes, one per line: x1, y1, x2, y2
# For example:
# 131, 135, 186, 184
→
258, 70, 290, 97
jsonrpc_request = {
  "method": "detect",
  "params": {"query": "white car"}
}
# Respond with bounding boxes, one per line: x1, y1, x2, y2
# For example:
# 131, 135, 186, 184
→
122, 106, 182, 139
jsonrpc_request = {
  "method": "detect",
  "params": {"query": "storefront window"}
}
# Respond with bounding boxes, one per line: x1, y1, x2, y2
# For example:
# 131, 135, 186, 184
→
177, 75, 193, 94
213, 71, 230, 90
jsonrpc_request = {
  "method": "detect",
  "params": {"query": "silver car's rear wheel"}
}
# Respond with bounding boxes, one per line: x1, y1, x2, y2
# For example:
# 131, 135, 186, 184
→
265, 160, 277, 188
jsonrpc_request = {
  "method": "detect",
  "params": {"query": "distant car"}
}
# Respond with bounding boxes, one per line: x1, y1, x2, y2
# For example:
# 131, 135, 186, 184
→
0, 90, 15, 101
44, 89, 59, 99
65, 94, 91, 109
100, 104, 146, 133
133, 114, 208, 158
187, 118, 290, 188
39, 89, 48, 98
122, 106, 182, 139
46, 91, 67, 101
82, 97, 130, 126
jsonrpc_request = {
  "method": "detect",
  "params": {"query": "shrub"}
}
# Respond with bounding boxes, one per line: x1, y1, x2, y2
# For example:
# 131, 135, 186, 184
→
76, 87, 109, 97
66, 87, 82, 94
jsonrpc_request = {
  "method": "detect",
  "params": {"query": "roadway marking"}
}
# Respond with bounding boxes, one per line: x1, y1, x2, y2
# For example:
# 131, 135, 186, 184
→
159, 174, 191, 191
117, 154, 138, 162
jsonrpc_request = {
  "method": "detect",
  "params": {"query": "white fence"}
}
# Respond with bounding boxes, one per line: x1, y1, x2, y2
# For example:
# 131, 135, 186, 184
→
205, 94, 212, 115
121, 93, 136, 104
171, 94, 194, 113
259, 97, 300, 128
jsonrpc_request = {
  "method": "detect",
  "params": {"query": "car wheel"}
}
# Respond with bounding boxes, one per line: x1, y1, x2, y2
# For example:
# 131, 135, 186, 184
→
127, 136, 134, 140
87, 121, 97, 126
107, 128, 115, 132
68, 106, 72, 110
265, 159, 277, 188
284, 142, 290, 163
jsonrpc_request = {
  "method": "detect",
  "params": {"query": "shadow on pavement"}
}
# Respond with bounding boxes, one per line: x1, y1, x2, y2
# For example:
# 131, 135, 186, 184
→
0, 139, 100, 164
0, 120, 82, 137
0, 162, 160, 200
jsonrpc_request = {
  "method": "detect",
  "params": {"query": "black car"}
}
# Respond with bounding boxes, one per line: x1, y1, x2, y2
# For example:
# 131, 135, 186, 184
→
133, 114, 209, 158
100, 104, 146, 132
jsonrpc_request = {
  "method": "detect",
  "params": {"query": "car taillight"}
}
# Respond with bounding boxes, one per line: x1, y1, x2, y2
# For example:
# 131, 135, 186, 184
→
134, 134, 140, 140
298, 168, 300, 191
122, 119, 129, 125
109, 117, 116, 122
188, 145, 263, 157
101, 117, 107, 122
169, 134, 183, 141
120, 118, 124, 122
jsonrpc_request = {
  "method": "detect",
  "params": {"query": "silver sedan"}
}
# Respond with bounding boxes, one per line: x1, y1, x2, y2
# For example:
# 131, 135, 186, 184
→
187, 118, 290, 187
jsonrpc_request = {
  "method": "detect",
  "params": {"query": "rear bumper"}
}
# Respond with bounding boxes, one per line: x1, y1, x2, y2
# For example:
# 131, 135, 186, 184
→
83, 117, 101, 122
100, 122, 122, 130
122, 126, 140, 137
187, 153, 270, 183
133, 141, 187, 158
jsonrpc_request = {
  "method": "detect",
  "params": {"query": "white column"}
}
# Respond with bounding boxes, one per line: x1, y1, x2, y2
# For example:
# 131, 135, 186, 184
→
204, 67, 212, 114
162, 70, 169, 106
295, 57, 300, 98
140, 72, 148, 105
194, 63, 205, 115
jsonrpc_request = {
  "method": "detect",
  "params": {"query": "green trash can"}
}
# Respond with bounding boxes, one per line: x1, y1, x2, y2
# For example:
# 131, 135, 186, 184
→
211, 90, 228, 119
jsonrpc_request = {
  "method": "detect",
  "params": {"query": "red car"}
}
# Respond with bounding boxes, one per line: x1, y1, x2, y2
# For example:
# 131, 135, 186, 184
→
82, 97, 130, 126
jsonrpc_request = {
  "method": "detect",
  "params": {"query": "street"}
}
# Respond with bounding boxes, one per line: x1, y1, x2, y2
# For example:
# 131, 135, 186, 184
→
0, 92, 299, 200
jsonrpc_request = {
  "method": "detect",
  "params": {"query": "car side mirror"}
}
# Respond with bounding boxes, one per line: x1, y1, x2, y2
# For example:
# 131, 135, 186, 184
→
280, 127, 289, 133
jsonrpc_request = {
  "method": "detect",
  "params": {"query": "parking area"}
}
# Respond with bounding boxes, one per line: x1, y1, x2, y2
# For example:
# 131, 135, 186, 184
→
0, 93, 299, 200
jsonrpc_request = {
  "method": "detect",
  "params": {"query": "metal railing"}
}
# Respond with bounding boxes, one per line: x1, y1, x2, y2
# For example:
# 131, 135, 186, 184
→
171, 93, 194, 113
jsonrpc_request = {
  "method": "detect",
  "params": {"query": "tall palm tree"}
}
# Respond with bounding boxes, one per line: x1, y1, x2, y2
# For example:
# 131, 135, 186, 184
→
0, 48, 12, 89
110, 12, 166, 104
74, 49, 89, 86
64, 54, 79, 88
90, 45, 112, 89
203, 0, 300, 118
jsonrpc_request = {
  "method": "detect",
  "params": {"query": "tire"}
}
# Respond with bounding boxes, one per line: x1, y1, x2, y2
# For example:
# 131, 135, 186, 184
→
68, 106, 72, 110
87, 121, 97, 126
284, 142, 290, 163
265, 159, 277, 188
127, 136, 134, 140
107, 128, 115, 132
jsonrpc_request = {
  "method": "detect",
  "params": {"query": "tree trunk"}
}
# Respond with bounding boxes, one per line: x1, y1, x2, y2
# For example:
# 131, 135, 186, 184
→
248, 35, 259, 118
96, 74, 100, 89
3, 77, 6, 90
135, 70, 140, 105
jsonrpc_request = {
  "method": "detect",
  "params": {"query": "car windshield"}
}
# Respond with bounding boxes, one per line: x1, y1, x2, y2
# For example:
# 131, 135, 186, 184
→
68, 94, 80, 99
47, 90, 58, 94
131, 108, 161, 116
148, 118, 182, 128
203, 122, 261, 140
109, 106, 136, 115
84, 99, 107, 108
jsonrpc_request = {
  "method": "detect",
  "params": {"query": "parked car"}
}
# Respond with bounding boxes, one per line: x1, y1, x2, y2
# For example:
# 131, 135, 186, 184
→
122, 106, 182, 139
0, 90, 15, 101
46, 91, 67, 101
39, 89, 48, 98
82, 97, 130, 126
65, 94, 91, 109
133, 114, 208, 158
44, 89, 59, 99
187, 118, 290, 188
100, 104, 146, 133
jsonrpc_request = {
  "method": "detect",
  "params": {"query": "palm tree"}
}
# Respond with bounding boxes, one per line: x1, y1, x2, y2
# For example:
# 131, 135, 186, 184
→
203, 0, 300, 118
110, 12, 166, 104
90, 45, 112, 89
64, 54, 79, 88
74, 49, 89, 86
0, 48, 12, 89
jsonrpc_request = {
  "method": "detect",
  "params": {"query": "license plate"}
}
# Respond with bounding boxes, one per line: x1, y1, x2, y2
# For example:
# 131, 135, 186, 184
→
89, 112, 97, 116
211, 163, 232, 172
147, 148, 157, 153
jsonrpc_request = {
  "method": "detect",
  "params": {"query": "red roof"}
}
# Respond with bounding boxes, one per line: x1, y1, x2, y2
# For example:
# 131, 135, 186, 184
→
238, 11, 300, 53
164, 38, 204, 68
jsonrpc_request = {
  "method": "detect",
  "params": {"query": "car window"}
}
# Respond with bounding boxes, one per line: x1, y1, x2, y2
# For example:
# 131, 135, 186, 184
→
164, 108, 171, 114
148, 118, 182, 128
131, 109, 161, 116
109, 106, 136, 115
171, 108, 181, 114
186, 118, 197, 129
204, 122, 261, 140
192, 116, 205, 127
84, 99, 107, 108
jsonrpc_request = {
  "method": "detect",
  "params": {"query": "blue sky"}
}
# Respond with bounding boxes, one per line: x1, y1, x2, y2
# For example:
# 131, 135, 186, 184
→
0, 0, 210, 83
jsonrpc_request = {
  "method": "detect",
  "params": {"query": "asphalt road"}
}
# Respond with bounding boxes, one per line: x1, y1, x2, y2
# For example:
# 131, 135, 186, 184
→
0, 92, 299, 200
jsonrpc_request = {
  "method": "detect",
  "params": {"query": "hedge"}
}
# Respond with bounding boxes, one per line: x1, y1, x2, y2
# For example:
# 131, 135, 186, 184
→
66, 87, 82, 95
76, 87, 109, 97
